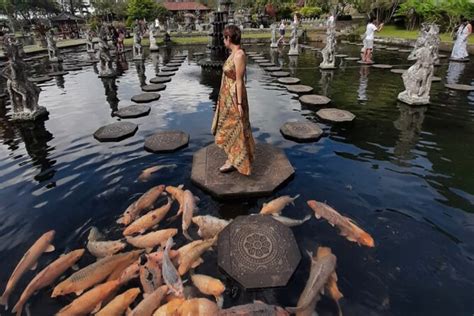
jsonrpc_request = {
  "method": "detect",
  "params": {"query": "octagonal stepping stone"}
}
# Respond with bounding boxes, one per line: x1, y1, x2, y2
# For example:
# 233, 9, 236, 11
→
166, 62, 182, 67
345, 57, 359, 61
270, 71, 290, 77
191, 143, 294, 199
399, 49, 412, 53
445, 83, 474, 91
94, 122, 138, 142
115, 105, 150, 118
299, 94, 331, 106
144, 130, 189, 153
286, 84, 313, 94
30, 76, 53, 84
372, 64, 393, 69
49, 71, 69, 76
277, 77, 300, 84
438, 54, 448, 58
317, 108, 355, 122
142, 83, 166, 92
161, 66, 178, 72
335, 54, 348, 58
431, 76, 441, 82
157, 71, 175, 77
255, 59, 270, 64
386, 47, 399, 51
218, 215, 301, 289
252, 56, 265, 60
357, 60, 374, 65
259, 62, 275, 67
264, 66, 282, 72
280, 121, 323, 142
131, 92, 161, 103
150, 77, 171, 84
391, 69, 406, 74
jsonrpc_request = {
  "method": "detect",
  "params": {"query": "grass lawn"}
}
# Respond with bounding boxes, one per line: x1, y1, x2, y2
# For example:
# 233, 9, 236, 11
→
377, 25, 474, 44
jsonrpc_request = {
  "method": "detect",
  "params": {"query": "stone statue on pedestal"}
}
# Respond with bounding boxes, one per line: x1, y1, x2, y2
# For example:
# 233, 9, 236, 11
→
320, 19, 336, 69
133, 26, 144, 60
270, 24, 278, 48
46, 30, 61, 63
288, 23, 299, 56
149, 23, 159, 51
86, 30, 95, 53
98, 25, 115, 77
397, 23, 439, 105
2, 38, 47, 121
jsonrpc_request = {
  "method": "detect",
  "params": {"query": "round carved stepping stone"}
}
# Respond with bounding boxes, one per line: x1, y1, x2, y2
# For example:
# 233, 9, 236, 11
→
30, 76, 53, 84
150, 76, 171, 84
399, 49, 412, 53
299, 94, 331, 106
438, 54, 447, 58
270, 71, 290, 77
142, 83, 166, 92
431, 76, 441, 82
372, 64, 393, 69
217, 215, 300, 289
445, 83, 474, 91
277, 77, 300, 84
280, 121, 323, 142
264, 66, 282, 72
161, 66, 178, 72
286, 84, 313, 94
252, 56, 265, 60
345, 57, 359, 61
144, 130, 189, 153
335, 54, 348, 58
166, 62, 182, 67
259, 62, 275, 67
255, 59, 270, 64
390, 69, 406, 74
357, 60, 374, 65
157, 71, 175, 77
115, 105, 150, 118
94, 122, 138, 142
386, 47, 399, 51
49, 71, 69, 76
131, 92, 161, 103
317, 108, 355, 122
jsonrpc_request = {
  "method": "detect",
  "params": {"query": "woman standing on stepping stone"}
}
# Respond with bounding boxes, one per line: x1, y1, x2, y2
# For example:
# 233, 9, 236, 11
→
362, 17, 384, 63
212, 25, 255, 175
451, 17, 472, 61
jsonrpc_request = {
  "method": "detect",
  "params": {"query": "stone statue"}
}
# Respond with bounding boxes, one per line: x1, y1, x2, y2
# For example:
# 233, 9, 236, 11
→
46, 30, 61, 63
397, 23, 439, 105
149, 23, 159, 51
320, 18, 336, 69
288, 23, 299, 56
86, 30, 95, 53
133, 26, 143, 60
2, 38, 47, 121
98, 25, 115, 77
270, 24, 278, 48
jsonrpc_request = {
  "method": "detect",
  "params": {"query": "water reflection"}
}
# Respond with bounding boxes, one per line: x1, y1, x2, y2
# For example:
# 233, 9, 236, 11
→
358, 65, 370, 102
101, 78, 119, 114
393, 103, 427, 163
150, 52, 160, 75
200, 68, 221, 103
135, 60, 146, 87
269, 48, 279, 66
319, 69, 334, 96
445, 62, 466, 84
115, 55, 128, 76
288, 55, 298, 76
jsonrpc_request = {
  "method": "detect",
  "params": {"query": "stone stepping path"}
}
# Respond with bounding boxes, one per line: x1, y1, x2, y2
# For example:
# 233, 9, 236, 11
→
144, 130, 189, 153
357, 60, 374, 65
264, 66, 282, 72
252, 56, 266, 60
344, 57, 359, 61
259, 62, 276, 67
286, 84, 313, 94
445, 83, 474, 91
49, 71, 69, 76
157, 71, 175, 77
299, 94, 331, 106
94, 122, 138, 142
390, 69, 406, 74
270, 71, 290, 77
150, 77, 171, 84
161, 66, 178, 72
115, 105, 150, 118
142, 83, 166, 92
280, 121, 323, 142
317, 108, 355, 122
277, 77, 300, 84
30, 76, 53, 84
131, 92, 161, 103
335, 54, 348, 58
372, 64, 393, 69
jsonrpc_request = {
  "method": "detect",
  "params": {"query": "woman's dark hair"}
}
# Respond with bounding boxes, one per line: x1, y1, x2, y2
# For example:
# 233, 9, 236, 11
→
224, 24, 241, 45
369, 16, 376, 23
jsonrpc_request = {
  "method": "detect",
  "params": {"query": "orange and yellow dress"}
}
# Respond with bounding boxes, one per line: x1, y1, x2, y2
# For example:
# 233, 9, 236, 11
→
211, 51, 255, 175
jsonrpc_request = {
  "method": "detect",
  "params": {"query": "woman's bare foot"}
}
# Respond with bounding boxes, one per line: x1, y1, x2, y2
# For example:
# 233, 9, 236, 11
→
219, 161, 235, 173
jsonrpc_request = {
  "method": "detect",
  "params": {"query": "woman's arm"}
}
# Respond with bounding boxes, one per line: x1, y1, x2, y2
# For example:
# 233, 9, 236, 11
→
234, 50, 246, 117
376, 23, 384, 32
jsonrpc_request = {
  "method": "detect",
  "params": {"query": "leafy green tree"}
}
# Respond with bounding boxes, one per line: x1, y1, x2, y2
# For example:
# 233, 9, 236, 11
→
299, 6, 322, 17
127, 0, 159, 21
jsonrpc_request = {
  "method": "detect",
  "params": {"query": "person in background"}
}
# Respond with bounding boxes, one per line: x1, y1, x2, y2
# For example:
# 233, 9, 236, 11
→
277, 20, 286, 45
212, 25, 255, 175
362, 16, 383, 63
450, 16, 472, 60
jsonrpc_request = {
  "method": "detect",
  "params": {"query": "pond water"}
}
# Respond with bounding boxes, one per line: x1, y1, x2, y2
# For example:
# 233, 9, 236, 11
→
0, 43, 473, 316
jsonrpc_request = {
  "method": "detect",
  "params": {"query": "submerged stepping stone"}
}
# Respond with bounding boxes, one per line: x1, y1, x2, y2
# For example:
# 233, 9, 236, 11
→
142, 83, 166, 92
48, 71, 69, 76
277, 77, 300, 84
264, 66, 282, 72
270, 71, 290, 77
391, 69, 406, 74
399, 49, 412, 53
386, 47, 399, 51
115, 105, 150, 118
431, 76, 441, 82
144, 130, 189, 153
280, 121, 323, 142
445, 83, 474, 91
345, 57, 359, 61
131, 92, 161, 103
335, 54, 348, 58
317, 108, 355, 122
299, 94, 331, 106
157, 71, 175, 77
94, 122, 138, 142
259, 62, 276, 67
30, 76, 53, 84
286, 84, 313, 94
150, 76, 171, 84
161, 66, 178, 72
372, 64, 393, 69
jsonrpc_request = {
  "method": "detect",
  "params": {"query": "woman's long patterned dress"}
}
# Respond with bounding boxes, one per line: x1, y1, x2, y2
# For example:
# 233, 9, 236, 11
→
211, 51, 255, 176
